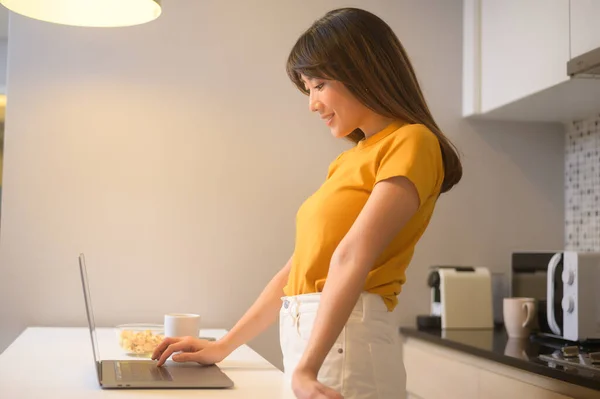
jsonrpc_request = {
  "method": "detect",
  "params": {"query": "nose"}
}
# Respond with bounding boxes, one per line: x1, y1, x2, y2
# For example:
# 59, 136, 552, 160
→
309, 92, 322, 113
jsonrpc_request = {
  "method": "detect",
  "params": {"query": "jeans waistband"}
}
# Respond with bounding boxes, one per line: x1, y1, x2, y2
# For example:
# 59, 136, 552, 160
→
280, 292, 389, 319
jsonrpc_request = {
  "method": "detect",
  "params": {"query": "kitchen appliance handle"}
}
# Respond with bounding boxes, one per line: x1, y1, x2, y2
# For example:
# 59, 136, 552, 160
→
546, 252, 562, 336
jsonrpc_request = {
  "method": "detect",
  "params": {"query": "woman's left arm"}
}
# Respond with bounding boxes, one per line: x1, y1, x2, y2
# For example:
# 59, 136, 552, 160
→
294, 175, 420, 380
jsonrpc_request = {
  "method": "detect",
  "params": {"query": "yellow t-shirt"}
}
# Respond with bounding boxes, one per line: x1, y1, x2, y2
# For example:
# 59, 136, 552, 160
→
283, 122, 444, 311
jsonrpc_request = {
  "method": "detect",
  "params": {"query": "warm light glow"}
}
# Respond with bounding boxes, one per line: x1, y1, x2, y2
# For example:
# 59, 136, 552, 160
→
0, 0, 162, 28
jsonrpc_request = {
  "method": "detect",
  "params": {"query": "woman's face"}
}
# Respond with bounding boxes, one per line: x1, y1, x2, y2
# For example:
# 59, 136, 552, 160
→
301, 75, 370, 139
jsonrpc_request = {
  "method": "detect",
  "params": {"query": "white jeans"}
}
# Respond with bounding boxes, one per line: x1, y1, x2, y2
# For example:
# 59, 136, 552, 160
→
279, 292, 406, 399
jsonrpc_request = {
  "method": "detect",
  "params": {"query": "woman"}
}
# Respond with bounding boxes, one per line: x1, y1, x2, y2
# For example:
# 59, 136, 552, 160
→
152, 7, 462, 399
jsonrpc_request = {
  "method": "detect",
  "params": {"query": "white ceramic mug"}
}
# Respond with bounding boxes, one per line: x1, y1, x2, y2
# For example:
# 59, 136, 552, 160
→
503, 297, 536, 338
164, 313, 201, 338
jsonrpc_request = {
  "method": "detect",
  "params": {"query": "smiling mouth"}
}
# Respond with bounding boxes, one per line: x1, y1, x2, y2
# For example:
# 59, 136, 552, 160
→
322, 114, 334, 126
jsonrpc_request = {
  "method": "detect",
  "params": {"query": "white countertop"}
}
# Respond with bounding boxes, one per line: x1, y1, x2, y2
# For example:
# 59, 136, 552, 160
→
0, 327, 295, 398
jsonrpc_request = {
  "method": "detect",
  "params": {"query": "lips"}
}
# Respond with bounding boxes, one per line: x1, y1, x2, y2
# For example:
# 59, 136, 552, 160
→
321, 113, 334, 126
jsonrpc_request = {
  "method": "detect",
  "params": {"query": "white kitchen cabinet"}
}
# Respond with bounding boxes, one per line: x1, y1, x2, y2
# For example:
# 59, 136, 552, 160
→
403, 336, 600, 399
463, 0, 600, 123
479, 0, 570, 114
478, 369, 572, 399
404, 338, 479, 399
569, 0, 600, 59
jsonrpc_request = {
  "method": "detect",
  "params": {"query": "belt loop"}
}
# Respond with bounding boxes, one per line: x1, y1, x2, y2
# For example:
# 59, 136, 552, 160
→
292, 297, 301, 334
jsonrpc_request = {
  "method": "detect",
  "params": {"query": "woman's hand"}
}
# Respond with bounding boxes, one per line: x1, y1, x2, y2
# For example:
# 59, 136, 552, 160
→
151, 336, 232, 367
292, 368, 343, 399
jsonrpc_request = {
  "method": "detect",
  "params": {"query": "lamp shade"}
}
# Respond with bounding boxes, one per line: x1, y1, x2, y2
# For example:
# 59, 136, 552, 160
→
0, 0, 162, 27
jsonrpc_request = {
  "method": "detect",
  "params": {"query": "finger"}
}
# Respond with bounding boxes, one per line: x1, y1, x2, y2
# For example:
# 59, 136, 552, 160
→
317, 384, 343, 399
151, 337, 180, 360
156, 341, 193, 367
172, 351, 205, 363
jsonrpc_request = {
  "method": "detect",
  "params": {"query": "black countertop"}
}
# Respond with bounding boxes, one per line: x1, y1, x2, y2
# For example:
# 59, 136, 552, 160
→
400, 326, 600, 392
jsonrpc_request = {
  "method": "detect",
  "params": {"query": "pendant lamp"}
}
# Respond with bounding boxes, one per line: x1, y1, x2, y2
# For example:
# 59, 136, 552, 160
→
0, 0, 162, 28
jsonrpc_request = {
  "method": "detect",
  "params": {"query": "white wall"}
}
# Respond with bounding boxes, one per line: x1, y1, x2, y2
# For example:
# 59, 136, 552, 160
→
0, 0, 564, 369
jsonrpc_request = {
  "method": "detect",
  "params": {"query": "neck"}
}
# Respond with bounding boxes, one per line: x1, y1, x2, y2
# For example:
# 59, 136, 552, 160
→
359, 115, 398, 139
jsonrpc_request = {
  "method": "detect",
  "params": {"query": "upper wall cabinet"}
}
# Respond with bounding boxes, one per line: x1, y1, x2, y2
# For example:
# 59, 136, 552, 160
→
463, 0, 600, 123
480, 0, 569, 114
570, 0, 600, 59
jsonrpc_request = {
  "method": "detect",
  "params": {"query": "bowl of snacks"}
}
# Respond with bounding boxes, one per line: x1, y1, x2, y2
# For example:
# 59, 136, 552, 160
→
116, 323, 165, 357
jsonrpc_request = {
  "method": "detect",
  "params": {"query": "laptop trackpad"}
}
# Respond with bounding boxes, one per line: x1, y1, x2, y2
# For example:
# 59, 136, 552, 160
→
115, 361, 173, 382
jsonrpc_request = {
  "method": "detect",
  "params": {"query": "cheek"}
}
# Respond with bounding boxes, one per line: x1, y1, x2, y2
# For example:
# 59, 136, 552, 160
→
328, 89, 361, 117
335, 98, 363, 126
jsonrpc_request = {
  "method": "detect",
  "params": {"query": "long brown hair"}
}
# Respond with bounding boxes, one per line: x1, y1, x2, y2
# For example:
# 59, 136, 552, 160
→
286, 8, 462, 194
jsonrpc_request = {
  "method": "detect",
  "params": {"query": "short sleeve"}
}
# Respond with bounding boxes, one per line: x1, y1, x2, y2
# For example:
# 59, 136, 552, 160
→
375, 125, 443, 206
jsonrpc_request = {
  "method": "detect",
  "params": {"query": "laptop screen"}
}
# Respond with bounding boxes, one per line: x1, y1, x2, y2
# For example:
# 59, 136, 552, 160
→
78, 253, 102, 382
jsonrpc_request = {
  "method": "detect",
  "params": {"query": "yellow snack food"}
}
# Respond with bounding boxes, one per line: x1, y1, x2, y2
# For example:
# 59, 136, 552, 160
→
118, 329, 164, 355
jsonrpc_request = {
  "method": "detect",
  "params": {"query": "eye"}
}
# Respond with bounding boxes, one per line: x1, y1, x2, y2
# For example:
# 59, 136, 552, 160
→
315, 83, 325, 90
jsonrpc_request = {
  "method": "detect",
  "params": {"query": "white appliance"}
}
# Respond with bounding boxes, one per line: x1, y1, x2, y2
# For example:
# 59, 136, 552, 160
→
547, 251, 600, 341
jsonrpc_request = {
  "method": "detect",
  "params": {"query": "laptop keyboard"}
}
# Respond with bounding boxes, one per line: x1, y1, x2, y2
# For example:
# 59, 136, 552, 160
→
114, 362, 173, 382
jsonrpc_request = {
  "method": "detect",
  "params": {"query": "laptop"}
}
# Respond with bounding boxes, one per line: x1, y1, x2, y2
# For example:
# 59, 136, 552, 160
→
78, 253, 234, 389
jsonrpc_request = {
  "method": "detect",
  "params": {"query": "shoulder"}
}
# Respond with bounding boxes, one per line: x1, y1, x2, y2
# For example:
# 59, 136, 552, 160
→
388, 124, 439, 148
374, 124, 444, 202
376, 123, 442, 163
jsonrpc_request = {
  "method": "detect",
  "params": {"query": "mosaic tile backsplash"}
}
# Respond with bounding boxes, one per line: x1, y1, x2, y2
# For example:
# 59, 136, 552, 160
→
565, 113, 600, 252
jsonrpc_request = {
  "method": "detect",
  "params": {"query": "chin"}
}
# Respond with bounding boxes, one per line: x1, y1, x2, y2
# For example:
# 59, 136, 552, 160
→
330, 127, 351, 139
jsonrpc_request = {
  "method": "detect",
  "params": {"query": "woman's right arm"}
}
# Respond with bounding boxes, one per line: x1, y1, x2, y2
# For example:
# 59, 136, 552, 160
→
153, 254, 293, 365
219, 254, 293, 352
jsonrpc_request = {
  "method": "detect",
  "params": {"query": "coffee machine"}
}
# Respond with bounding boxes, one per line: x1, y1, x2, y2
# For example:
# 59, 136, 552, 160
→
418, 266, 494, 330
